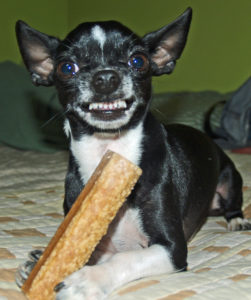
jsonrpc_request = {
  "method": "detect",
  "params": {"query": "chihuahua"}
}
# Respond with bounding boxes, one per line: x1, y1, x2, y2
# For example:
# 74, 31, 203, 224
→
15, 8, 251, 300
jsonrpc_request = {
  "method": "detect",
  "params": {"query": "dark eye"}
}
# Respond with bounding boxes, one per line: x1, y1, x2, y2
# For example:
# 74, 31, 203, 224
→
57, 62, 79, 77
129, 54, 149, 71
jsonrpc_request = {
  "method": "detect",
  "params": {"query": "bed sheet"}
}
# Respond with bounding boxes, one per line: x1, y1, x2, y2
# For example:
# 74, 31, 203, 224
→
0, 145, 250, 300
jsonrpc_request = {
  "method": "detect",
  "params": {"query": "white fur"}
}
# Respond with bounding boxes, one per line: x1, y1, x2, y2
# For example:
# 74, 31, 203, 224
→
77, 83, 94, 105
70, 122, 144, 183
108, 207, 149, 252
56, 245, 175, 300
121, 74, 134, 98
90, 206, 149, 265
228, 217, 251, 231
91, 25, 106, 49
63, 119, 71, 138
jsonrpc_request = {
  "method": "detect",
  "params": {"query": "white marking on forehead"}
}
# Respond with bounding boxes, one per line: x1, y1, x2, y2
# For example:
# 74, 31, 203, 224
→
91, 25, 106, 49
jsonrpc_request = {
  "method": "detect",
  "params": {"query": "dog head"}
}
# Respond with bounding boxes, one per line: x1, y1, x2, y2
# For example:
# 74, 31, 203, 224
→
16, 8, 192, 133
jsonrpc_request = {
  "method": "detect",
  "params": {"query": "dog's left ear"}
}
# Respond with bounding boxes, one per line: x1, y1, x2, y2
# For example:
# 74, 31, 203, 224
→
143, 8, 192, 76
16, 21, 60, 86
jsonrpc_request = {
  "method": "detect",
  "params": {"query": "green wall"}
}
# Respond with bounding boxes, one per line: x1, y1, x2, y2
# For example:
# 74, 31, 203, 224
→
1, 0, 251, 93
0, 0, 68, 64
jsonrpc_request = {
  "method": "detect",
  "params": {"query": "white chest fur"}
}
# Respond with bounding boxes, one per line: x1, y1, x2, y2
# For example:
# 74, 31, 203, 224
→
69, 122, 144, 184
107, 206, 149, 252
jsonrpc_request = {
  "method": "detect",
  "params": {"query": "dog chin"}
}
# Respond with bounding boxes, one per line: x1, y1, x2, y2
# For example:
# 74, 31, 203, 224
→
73, 97, 141, 131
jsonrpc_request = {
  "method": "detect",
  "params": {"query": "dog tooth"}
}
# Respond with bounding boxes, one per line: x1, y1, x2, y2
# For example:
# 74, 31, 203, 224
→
88, 100, 127, 111
117, 100, 126, 109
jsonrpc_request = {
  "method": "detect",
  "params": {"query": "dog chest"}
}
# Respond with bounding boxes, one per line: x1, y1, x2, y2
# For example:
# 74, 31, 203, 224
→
70, 122, 144, 184
94, 206, 149, 260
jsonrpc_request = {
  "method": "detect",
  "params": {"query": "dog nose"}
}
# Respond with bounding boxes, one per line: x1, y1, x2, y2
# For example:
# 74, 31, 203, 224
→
92, 70, 121, 94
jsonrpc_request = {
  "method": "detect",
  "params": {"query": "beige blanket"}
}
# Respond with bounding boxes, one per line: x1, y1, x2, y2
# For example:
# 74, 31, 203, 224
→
0, 145, 250, 300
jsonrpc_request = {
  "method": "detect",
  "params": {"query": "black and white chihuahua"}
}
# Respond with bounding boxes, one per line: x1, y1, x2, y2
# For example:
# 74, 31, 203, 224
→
15, 8, 251, 300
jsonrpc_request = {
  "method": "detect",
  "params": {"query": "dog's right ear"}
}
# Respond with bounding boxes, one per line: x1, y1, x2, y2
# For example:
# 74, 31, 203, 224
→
16, 21, 60, 86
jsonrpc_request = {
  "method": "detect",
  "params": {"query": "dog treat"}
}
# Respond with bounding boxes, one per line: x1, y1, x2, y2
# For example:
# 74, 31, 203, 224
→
22, 150, 142, 300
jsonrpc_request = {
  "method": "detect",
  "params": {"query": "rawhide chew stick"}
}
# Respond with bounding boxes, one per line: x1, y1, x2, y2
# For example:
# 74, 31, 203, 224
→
22, 150, 142, 300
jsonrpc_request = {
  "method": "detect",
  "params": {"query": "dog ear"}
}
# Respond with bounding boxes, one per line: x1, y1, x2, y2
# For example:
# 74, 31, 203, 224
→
143, 8, 192, 76
16, 21, 60, 86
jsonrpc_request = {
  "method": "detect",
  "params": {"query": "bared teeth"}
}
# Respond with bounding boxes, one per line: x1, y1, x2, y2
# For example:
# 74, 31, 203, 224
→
89, 100, 127, 111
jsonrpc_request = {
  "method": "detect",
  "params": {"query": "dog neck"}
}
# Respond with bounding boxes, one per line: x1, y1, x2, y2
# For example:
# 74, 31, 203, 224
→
67, 120, 144, 184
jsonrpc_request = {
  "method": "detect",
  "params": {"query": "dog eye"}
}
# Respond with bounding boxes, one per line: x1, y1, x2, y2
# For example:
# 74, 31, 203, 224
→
57, 62, 79, 77
129, 54, 149, 72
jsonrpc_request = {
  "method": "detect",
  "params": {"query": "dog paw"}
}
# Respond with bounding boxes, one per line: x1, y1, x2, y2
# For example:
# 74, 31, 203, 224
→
55, 266, 109, 300
15, 249, 43, 288
228, 218, 251, 231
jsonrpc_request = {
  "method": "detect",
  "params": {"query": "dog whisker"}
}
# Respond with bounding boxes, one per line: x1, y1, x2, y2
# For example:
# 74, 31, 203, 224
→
41, 107, 70, 128
152, 107, 170, 124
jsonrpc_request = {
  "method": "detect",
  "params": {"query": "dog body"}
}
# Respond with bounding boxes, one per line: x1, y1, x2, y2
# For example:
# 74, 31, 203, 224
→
16, 8, 251, 299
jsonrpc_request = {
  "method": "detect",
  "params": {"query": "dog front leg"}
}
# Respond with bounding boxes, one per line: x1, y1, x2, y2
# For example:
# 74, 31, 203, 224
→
63, 151, 84, 215
55, 244, 177, 300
